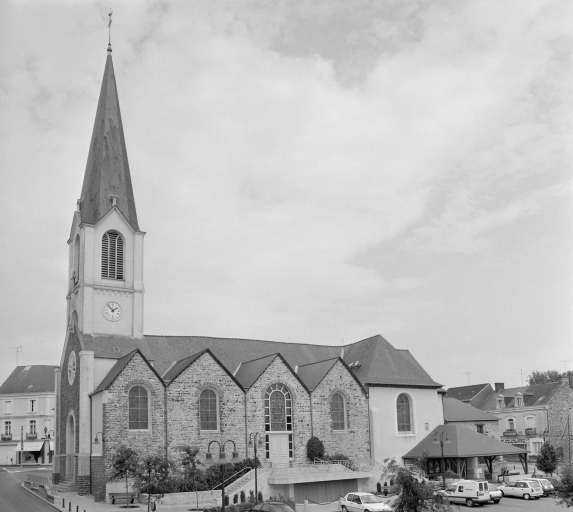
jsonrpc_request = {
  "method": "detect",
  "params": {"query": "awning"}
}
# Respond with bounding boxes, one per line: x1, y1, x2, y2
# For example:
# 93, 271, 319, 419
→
15, 441, 44, 452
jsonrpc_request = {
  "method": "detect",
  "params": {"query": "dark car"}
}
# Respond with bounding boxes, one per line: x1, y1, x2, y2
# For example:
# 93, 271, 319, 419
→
545, 477, 565, 492
248, 503, 295, 512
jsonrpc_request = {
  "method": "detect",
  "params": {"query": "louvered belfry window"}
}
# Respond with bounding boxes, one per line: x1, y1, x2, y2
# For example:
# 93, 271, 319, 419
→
101, 231, 124, 280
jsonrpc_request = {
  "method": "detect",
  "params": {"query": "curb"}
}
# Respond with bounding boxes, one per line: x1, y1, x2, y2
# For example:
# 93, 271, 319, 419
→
20, 481, 61, 511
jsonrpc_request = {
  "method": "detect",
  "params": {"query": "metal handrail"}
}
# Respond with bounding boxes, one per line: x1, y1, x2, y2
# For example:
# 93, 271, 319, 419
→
211, 466, 252, 491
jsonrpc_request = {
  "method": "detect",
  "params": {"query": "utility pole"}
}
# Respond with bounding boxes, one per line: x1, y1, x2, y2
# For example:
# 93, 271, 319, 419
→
20, 425, 23, 469
518, 369, 524, 387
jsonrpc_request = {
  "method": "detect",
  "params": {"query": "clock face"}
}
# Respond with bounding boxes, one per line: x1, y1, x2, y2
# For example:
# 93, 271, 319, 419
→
68, 351, 76, 385
103, 301, 122, 321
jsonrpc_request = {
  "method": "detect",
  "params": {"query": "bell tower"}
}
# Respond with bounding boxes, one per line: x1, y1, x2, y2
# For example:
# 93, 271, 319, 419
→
67, 46, 144, 339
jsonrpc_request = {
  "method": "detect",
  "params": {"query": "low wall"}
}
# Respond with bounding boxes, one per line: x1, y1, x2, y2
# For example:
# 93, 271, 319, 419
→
139, 489, 222, 507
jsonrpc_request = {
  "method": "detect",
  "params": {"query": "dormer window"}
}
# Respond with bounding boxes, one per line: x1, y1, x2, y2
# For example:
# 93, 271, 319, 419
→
515, 397, 523, 407
102, 231, 124, 280
496, 398, 504, 409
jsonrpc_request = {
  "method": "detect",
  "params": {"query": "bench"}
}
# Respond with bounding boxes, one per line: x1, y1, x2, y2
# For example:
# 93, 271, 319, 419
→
109, 492, 137, 505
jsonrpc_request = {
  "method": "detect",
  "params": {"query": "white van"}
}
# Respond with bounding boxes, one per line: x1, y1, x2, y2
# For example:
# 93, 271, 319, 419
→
437, 480, 490, 507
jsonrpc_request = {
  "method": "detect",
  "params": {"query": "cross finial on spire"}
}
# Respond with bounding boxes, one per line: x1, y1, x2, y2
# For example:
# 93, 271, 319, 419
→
107, 6, 113, 53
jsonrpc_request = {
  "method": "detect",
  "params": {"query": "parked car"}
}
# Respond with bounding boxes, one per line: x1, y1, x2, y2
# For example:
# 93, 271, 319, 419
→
487, 484, 502, 504
248, 503, 295, 512
524, 477, 555, 496
498, 480, 543, 499
434, 480, 490, 507
545, 477, 565, 492
341, 492, 392, 512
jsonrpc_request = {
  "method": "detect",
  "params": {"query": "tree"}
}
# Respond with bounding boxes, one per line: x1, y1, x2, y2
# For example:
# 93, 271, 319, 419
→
528, 370, 573, 388
108, 446, 140, 508
134, 455, 175, 512
554, 463, 573, 508
537, 442, 558, 475
306, 436, 325, 461
384, 460, 454, 512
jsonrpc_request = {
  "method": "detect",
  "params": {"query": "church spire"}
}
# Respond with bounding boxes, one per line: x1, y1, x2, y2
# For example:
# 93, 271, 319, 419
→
79, 50, 140, 231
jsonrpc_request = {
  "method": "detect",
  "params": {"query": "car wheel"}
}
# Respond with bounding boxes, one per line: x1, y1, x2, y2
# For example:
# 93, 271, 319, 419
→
466, 498, 474, 507
342, 507, 347, 512
493, 499, 500, 503
523, 493, 530, 500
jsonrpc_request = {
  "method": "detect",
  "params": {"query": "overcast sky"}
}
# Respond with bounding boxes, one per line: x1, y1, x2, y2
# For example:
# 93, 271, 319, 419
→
1, 0, 571, 391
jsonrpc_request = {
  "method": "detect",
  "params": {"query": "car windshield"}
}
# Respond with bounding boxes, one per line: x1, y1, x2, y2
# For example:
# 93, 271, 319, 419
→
540, 479, 551, 486
488, 485, 498, 491
446, 486, 456, 492
529, 482, 541, 489
361, 495, 382, 503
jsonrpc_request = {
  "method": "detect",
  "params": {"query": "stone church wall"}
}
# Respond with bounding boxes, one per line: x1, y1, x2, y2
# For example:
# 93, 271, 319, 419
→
102, 353, 166, 472
55, 328, 82, 485
166, 352, 246, 462
311, 361, 370, 459
245, 357, 312, 463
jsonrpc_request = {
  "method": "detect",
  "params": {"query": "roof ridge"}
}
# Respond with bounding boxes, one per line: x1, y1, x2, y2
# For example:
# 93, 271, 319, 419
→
297, 356, 339, 368
240, 353, 279, 365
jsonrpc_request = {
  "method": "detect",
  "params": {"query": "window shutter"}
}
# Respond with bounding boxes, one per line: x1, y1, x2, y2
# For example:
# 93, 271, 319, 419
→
101, 232, 124, 280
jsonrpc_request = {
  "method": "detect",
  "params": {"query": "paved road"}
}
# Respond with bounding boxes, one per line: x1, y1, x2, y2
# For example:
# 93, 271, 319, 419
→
447, 496, 562, 510
0, 466, 55, 512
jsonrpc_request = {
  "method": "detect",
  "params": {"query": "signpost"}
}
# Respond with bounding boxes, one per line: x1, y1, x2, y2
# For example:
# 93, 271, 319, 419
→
20, 426, 24, 469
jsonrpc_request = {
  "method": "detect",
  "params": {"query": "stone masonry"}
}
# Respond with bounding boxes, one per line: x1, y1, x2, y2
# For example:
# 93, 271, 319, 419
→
547, 381, 573, 457
245, 356, 312, 463
166, 352, 246, 461
311, 360, 370, 459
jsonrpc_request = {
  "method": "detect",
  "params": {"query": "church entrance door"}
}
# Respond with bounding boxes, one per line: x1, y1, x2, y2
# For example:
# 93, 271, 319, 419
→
66, 413, 76, 481
268, 434, 289, 465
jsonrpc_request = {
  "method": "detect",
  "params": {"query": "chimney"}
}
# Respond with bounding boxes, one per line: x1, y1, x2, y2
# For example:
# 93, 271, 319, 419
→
561, 376, 570, 386
494, 383, 504, 393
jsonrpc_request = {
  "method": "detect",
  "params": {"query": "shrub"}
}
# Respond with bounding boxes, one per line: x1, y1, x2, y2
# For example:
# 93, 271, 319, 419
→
268, 495, 295, 509
376, 482, 382, 493
306, 437, 325, 460
240, 490, 246, 503
537, 442, 558, 475
258, 491, 263, 503
233, 493, 238, 504
249, 490, 255, 504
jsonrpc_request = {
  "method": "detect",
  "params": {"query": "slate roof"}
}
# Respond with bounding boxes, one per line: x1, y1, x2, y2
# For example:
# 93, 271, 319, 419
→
91, 349, 163, 394
296, 358, 339, 391
479, 382, 566, 410
0, 366, 58, 395
162, 351, 206, 383
402, 424, 527, 459
79, 52, 139, 230
234, 354, 277, 389
77, 333, 442, 390
443, 398, 500, 423
446, 384, 491, 405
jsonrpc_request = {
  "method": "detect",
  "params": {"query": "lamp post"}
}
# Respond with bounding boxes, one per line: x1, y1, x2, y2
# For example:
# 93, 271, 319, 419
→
93, 432, 104, 445
204, 440, 243, 512
248, 433, 264, 504
44, 428, 55, 439
433, 430, 451, 490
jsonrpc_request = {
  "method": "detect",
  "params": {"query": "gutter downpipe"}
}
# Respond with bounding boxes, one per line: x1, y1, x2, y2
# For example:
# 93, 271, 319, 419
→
244, 392, 248, 458
164, 386, 168, 460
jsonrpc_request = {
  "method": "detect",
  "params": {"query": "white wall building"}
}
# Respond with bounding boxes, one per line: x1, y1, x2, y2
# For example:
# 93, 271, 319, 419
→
0, 365, 57, 465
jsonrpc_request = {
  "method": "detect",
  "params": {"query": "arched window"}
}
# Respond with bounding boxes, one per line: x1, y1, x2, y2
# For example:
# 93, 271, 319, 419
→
128, 385, 149, 430
397, 394, 412, 432
264, 383, 292, 432
330, 393, 346, 430
102, 231, 124, 280
525, 416, 536, 429
199, 389, 218, 431
507, 418, 515, 431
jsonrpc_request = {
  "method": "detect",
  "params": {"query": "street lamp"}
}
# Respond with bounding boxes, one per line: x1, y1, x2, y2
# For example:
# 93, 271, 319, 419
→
93, 432, 104, 444
433, 431, 451, 490
44, 427, 55, 439
204, 440, 243, 512
248, 433, 264, 504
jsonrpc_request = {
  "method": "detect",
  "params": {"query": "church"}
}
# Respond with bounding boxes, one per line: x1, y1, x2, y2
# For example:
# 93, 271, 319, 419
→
53, 44, 445, 502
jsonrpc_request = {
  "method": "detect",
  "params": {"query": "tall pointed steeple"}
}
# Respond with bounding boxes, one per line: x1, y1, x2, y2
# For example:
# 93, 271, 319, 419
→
79, 49, 139, 231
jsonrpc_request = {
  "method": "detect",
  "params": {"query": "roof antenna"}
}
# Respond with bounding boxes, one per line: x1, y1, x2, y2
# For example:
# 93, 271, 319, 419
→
460, 372, 470, 385
107, 4, 113, 53
11, 346, 23, 366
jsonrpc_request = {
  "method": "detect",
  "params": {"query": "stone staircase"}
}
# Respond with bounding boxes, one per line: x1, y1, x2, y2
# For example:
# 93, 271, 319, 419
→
52, 479, 77, 493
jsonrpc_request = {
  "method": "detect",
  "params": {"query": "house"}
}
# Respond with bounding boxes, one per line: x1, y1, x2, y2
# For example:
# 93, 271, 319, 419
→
447, 378, 573, 458
53, 44, 445, 502
0, 365, 57, 465
443, 397, 500, 439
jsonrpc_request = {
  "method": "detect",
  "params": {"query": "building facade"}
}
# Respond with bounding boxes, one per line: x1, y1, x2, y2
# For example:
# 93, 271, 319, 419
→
0, 365, 57, 465
447, 379, 573, 458
53, 45, 444, 501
